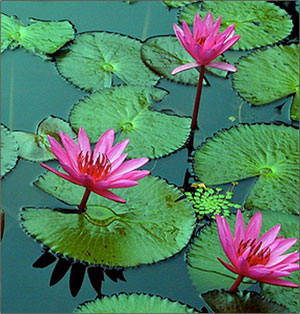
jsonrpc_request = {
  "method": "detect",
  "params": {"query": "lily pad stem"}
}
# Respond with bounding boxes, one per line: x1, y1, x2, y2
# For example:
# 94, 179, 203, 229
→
78, 188, 91, 213
229, 274, 244, 292
191, 65, 205, 131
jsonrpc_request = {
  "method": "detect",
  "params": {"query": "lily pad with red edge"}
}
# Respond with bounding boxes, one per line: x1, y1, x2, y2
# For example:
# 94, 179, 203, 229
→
193, 124, 299, 214
1, 124, 19, 177
22, 174, 196, 267
179, 1, 293, 50
74, 293, 199, 313
13, 116, 76, 162
55, 32, 160, 92
233, 44, 299, 121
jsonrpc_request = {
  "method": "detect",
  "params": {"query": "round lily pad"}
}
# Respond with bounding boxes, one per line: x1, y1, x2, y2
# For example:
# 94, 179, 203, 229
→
70, 85, 191, 159
1, 13, 75, 59
74, 293, 199, 313
163, 1, 198, 8
233, 44, 299, 121
202, 290, 288, 313
13, 116, 76, 162
23, 174, 196, 267
1, 124, 19, 177
56, 32, 160, 92
193, 124, 299, 214
179, 1, 293, 50
141, 36, 227, 86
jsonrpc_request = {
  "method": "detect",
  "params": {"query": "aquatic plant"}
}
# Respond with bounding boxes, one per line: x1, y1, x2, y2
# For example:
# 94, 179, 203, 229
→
171, 12, 240, 130
41, 127, 150, 210
216, 210, 299, 292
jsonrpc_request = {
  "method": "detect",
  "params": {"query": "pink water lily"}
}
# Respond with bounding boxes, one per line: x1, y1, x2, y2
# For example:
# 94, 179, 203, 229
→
41, 127, 150, 210
216, 210, 299, 292
172, 12, 240, 75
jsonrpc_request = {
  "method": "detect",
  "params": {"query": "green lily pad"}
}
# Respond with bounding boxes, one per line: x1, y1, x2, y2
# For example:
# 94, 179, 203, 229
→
202, 290, 289, 313
74, 293, 199, 313
163, 1, 198, 8
1, 124, 19, 177
55, 32, 160, 92
179, 1, 293, 50
13, 116, 76, 162
233, 44, 299, 121
70, 85, 191, 159
1, 13, 75, 59
141, 36, 227, 86
23, 174, 196, 267
193, 124, 299, 214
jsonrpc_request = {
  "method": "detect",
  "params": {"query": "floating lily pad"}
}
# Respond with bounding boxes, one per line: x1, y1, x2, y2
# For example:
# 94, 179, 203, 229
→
23, 174, 196, 267
74, 293, 199, 313
1, 13, 75, 59
202, 290, 288, 313
70, 85, 191, 159
1, 124, 19, 177
193, 124, 299, 214
233, 44, 299, 121
13, 116, 76, 162
179, 1, 293, 50
141, 36, 227, 86
56, 32, 160, 92
163, 1, 198, 8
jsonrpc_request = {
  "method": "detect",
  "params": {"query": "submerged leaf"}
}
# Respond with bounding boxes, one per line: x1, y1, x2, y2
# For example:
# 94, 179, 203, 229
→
22, 175, 196, 267
193, 124, 299, 214
74, 293, 198, 313
70, 85, 191, 159
1, 124, 19, 177
56, 32, 160, 92
179, 1, 293, 50
233, 44, 299, 121
13, 116, 76, 162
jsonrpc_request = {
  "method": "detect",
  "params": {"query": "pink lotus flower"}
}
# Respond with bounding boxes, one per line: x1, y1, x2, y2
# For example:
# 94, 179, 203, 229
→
41, 127, 150, 208
171, 12, 241, 75
216, 210, 299, 292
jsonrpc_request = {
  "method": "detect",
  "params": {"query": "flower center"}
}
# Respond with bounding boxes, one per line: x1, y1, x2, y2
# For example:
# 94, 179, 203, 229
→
195, 36, 207, 46
77, 151, 111, 180
237, 239, 271, 267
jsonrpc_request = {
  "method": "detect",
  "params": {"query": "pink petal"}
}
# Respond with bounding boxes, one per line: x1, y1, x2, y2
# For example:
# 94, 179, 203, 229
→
173, 23, 184, 37
223, 236, 238, 267
273, 263, 299, 272
244, 211, 262, 241
92, 188, 126, 203
259, 224, 281, 249
211, 16, 222, 36
270, 238, 298, 257
93, 129, 115, 158
203, 12, 214, 29
47, 136, 70, 167
171, 62, 200, 75
237, 256, 250, 275
78, 126, 91, 156
114, 170, 150, 181
107, 179, 139, 189
269, 251, 299, 267
193, 13, 202, 39
59, 131, 80, 170
247, 266, 273, 279
234, 210, 245, 248
110, 153, 128, 172
107, 138, 130, 162
107, 158, 149, 179
260, 278, 299, 288
182, 20, 193, 43
206, 62, 237, 72
217, 257, 238, 274
217, 35, 241, 55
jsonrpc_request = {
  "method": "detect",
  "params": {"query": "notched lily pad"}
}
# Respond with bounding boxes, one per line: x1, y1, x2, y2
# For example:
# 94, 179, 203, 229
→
1, 13, 75, 58
202, 290, 289, 313
13, 116, 76, 162
233, 44, 299, 121
70, 85, 191, 159
74, 293, 199, 313
193, 124, 299, 214
56, 32, 160, 92
23, 174, 196, 267
1, 124, 19, 177
179, 1, 293, 50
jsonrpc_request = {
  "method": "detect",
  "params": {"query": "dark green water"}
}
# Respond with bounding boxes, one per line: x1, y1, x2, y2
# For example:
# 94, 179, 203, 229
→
1, 1, 298, 313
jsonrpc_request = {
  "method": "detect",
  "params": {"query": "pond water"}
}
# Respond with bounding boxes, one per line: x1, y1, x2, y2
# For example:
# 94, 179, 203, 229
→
1, 1, 299, 313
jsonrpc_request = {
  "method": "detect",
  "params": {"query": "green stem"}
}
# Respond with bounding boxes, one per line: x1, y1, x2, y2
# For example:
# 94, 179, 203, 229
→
229, 274, 244, 293
191, 65, 206, 131
78, 188, 91, 213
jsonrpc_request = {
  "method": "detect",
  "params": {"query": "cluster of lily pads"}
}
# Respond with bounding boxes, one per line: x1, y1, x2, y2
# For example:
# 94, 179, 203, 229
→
1, 1, 299, 313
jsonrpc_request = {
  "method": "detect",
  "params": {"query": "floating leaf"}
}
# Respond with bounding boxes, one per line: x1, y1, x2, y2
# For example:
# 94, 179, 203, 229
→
202, 290, 289, 313
56, 32, 160, 92
163, 1, 198, 8
233, 44, 299, 121
179, 1, 293, 50
22, 174, 196, 267
74, 293, 199, 313
13, 116, 76, 162
1, 124, 19, 177
141, 36, 227, 86
70, 85, 191, 159
1, 13, 75, 58
193, 124, 299, 214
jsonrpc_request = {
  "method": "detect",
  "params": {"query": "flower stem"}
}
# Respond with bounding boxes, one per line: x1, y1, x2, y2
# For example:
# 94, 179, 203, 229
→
191, 65, 206, 131
229, 275, 244, 293
78, 188, 91, 213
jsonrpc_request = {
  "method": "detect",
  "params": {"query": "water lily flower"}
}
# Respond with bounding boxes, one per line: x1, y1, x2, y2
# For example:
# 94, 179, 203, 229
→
216, 210, 299, 292
41, 127, 150, 210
